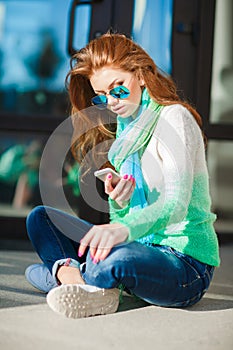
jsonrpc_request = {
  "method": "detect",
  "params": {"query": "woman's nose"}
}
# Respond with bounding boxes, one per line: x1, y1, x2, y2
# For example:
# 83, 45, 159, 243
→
107, 94, 118, 106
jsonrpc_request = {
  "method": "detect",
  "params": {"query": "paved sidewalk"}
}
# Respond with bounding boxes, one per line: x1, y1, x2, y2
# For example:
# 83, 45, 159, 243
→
0, 243, 233, 350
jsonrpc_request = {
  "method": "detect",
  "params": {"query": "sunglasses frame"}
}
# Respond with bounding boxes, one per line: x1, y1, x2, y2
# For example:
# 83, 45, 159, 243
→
91, 85, 130, 109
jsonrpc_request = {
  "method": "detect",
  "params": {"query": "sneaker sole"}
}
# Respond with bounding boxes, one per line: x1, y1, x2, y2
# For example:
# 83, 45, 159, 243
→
46, 284, 119, 318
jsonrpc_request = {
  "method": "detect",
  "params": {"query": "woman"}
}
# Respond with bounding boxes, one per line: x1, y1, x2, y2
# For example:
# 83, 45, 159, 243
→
25, 33, 220, 318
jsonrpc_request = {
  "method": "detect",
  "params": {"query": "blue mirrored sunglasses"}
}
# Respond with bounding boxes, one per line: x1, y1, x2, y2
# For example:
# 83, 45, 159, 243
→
91, 85, 130, 109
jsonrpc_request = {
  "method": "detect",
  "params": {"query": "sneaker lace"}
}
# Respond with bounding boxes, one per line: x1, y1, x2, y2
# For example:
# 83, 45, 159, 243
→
45, 271, 54, 286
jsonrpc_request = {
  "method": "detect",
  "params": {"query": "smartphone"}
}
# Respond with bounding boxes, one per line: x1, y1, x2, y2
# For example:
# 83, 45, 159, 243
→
94, 168, 121, 183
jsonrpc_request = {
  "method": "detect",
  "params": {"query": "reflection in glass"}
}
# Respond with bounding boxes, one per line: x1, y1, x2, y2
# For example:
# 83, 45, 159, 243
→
210, 0, 233, 124
0, 134, 80, 216
207, 141, 233, 233
73, 4, 91, 51
0, 135, 44, 215
132, 0, 173, 74
0, 0, 90, 117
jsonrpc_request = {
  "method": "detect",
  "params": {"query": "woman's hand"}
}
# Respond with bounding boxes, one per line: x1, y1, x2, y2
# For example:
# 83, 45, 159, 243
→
78, 223, 129, 262
105, 173, 136, 208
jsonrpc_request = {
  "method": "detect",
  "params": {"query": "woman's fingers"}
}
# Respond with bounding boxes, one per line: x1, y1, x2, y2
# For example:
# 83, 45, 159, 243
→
78, 226, 112, 260
105, 173, 121, 194
95, 247, 112, 262
117, 179, 135, 202
111, 176, 136, 208
78, 227, 95, 257
78, 223, 129, 263
104, 173, 114, 194
109, 175, 130, 200
105, 173, 135, 204
91, 234, 112, 262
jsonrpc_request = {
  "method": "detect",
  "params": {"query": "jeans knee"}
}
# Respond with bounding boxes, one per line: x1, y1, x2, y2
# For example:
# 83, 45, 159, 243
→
26, 205, 46, 238
84, 251, 132, 289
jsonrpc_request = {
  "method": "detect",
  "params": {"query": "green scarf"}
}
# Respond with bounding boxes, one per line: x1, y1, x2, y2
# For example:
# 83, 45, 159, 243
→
108, 88, 163, 244
108, 88, 163, 173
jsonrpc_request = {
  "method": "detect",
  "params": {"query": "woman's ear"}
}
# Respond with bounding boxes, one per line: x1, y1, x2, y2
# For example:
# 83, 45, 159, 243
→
137, 72, 145, 87
140, 79, 145, 87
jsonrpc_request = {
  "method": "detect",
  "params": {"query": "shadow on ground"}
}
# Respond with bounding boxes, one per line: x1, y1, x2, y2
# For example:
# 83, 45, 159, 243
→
0, 242, 233, 314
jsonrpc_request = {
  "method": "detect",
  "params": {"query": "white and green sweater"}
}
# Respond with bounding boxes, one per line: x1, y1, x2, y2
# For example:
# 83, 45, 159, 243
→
109, 104, 220, 267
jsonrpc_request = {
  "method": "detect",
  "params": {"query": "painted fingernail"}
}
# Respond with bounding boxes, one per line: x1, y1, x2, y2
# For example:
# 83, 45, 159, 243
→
123, 174, 128, 179
107, 174, 112, 179
93, 258, 98, 264
78, 252, 83, 257
129, 175, 133, 180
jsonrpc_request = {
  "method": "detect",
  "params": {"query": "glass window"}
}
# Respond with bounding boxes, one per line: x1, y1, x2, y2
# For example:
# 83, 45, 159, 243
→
0, 132, 80, 216
0, 0, 92, 219
72, 2, 91, 52
210, 0, 233, 124
0, 133, 44, 215
207, 140, 233, 233
132, 0, 173, 74
0, 0, 91, 117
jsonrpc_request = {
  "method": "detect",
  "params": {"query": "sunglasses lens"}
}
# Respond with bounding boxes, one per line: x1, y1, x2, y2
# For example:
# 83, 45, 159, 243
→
110, 86, 130, 99
91, 95, 107, 105
91, 86, 130, 109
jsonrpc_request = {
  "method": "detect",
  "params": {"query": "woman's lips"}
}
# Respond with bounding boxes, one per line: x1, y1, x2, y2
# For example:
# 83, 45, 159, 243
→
112, 105, 126, 114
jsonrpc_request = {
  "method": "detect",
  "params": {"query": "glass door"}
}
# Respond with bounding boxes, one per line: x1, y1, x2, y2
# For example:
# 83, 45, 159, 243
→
0, 0, 135, 238
0, 0, 93, 238
207, 0, 233, 234
2, 0, 228, 240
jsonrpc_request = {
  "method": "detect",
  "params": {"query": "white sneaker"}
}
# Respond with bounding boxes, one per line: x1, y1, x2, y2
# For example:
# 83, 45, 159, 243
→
46, 284, 120, 318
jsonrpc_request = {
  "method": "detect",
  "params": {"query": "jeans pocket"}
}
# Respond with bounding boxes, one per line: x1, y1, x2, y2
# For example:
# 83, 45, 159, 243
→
160, 246, 215, 307
179, 259, 202, 288
168, 247, 207, 288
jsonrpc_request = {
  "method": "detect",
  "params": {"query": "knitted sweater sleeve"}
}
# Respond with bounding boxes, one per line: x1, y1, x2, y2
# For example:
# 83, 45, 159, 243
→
109, 105, 202, 242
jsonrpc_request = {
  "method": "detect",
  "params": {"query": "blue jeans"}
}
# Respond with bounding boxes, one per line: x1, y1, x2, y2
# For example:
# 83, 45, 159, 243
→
26, 205, 214, 307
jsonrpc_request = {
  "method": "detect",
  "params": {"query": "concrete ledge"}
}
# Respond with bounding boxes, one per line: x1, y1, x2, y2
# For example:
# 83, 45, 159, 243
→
0, 245, 233, 350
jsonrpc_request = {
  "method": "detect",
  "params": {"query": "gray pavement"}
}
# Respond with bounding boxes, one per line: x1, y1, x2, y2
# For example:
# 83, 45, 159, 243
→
0, 242, 233, 350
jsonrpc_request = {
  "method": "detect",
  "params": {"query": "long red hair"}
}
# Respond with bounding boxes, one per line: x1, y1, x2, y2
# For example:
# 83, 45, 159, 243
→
66, 33, 204, 171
